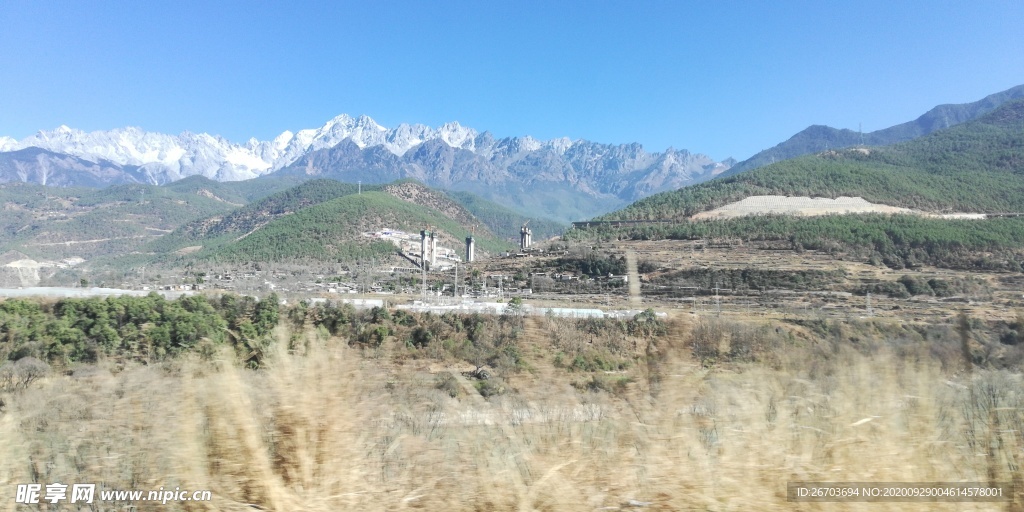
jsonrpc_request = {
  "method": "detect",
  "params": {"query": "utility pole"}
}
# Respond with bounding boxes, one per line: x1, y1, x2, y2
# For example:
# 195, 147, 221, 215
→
713, 285, 721, 316
358, 180, 361, 195
454, 263, 458, 300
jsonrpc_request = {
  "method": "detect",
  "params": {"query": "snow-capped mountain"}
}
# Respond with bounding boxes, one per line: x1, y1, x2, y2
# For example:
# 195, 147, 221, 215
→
1, 115, 732, 221
2, 115, 502, 182
273, 130, 729, 221
5, 115, 390, 182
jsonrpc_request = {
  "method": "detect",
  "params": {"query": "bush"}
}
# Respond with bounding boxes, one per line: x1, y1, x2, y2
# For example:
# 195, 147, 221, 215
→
564, 349, 630, 372
575, 374, 633, 395
861, 281, 911, 298
627, 309, 667, 337
474, 379, 505, 398
360, 325, 390, 347
0, 357, 49, 391
369, 306, 391, 324
691, 320, 724, 365
409, 327, 434, 348
434, 372, 462, 398
898, 275, 934, 296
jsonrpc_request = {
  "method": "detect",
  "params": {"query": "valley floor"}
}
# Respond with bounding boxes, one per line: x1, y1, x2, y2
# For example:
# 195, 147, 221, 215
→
3, 234, 1024, 510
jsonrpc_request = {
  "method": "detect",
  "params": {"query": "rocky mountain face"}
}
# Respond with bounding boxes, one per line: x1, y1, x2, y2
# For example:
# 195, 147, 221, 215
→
1, 116, 730, 221
274, 134, 728, 222
0, 148, 150, 187
723, 84, 1024, 178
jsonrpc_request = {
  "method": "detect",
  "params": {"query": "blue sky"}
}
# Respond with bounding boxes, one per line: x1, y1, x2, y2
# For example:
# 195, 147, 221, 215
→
1, 0, 1021, 161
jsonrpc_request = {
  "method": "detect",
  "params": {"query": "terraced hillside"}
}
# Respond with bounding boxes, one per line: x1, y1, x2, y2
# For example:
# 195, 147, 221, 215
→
0, 182, 239, 262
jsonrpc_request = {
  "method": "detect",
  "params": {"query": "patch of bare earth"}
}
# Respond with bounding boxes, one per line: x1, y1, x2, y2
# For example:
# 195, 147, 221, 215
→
692, 195, 986, 219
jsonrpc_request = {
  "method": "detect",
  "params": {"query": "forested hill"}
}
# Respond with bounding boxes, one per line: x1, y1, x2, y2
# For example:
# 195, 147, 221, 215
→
601, 98, 1024, 221
174, 191, 511, 263
147, 178, 521, 264
723, 83, 1024, 177
154, 177, 562, 259
163, 174, 306, 204
153, 179, 368, 250
0, 181, 240, 262
443, 190, 564, 241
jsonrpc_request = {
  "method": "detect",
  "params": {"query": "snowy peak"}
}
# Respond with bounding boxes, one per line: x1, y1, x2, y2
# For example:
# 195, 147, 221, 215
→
1, 115, 728, 197
545, 137, 574, 154
436, 121, 478, 150
375, 121, 479, 156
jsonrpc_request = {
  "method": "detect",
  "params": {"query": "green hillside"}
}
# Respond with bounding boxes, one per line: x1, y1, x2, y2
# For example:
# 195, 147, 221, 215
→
604, 98, 1024, 221
153, 178, 553, 262
576, 99, 1024, 271
0, 182, 239, 261
723, 83, 1024, 177
151, 179, 369, 253
182, 191, 511, 264
444, 190, 566, 241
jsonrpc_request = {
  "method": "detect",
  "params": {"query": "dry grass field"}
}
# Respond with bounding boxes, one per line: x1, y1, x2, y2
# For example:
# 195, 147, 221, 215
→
3, 310, 1024, 511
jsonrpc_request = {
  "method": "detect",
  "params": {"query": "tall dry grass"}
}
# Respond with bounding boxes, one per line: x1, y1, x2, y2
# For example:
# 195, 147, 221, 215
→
1, 315, 1022, 511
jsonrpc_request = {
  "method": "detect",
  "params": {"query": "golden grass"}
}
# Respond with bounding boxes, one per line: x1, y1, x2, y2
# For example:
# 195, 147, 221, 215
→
2, 316, 1023, 511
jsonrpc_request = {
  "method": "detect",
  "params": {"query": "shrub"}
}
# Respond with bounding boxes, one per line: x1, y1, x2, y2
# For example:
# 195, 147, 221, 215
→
0, 357, 49, 391
691, 320, 724, 365
898, 275, 934, 296
474, 379, 505, 398
409, 327, 434, 348
627, 309, 666, 337
576, 374, 633, 395
369, 306, 391, 324
434, 372, 461, 398
860, 281, 911, 298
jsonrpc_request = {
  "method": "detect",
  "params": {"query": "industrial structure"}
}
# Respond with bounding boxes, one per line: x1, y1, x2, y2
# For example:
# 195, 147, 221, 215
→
465, 236, 475, 262
420, 229, 437, 270
520, 220, 532, 250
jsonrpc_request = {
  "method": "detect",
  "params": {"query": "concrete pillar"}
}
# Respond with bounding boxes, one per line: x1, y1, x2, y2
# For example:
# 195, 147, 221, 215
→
420, 230, 429, 270
520, 227, 532, 250
429, 232, 437, 267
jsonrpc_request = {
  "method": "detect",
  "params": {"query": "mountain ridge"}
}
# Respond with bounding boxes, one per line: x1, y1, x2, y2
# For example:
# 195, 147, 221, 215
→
724, 83, 1024, 177
1, 115, 725, 184
600, 97, 1024, 221
1, 116, 728, 222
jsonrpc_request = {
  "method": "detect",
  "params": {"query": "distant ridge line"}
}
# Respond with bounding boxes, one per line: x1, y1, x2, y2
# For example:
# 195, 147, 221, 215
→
571, 220, 675, 229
